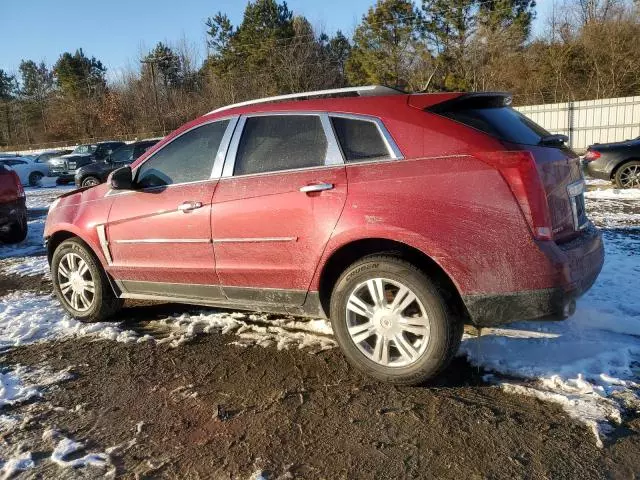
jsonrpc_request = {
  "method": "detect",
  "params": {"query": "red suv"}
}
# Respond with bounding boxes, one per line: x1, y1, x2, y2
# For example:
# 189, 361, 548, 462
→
45, 86, 604, 384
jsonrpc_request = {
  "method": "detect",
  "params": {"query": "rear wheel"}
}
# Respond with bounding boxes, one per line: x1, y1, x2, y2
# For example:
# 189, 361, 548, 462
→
81, 176, 100, 188
329, 256, 463, 385
28, 171, 43, 187
0, 213, 27, 244
614, 161, 640, 188
51, 238, 123, 322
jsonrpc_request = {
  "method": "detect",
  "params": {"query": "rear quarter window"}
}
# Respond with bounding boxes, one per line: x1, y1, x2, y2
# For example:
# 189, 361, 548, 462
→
331, 117, 390, 162
439, 107, 551, 146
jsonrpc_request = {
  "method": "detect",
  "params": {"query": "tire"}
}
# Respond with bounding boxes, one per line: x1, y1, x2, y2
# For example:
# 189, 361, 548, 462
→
81, 176, 101, 188
28, 171, 44, 187
329, 255, 463, 385
614, 161, 640, 189
51, 238, 123, 322
0, 213, 27, 244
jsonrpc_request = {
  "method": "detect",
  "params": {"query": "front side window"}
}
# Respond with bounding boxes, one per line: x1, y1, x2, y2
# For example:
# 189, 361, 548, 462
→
234, 115, 328, 176
331, 117, 390, 163
110, 145, 134, 163
136, 120, 229, 188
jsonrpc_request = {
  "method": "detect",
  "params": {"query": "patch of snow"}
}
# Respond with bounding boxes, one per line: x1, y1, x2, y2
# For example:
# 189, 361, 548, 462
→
585, 187, 640, 200
585, 177, 611, 187
24, 183, 74, 210
0, 451, 34, 478
43, 429, 109, 469
0, 292, 138, 350
156, 310, 335, 352
461, 229, 640, 446
0, 219, 46, 259
0, 255, 49, 277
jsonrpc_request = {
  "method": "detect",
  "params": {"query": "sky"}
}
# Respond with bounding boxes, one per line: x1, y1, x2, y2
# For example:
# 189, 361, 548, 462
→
0, 0, 554, 81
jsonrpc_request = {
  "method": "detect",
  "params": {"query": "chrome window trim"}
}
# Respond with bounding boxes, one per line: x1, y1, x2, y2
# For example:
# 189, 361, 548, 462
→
328, 112, 404, 161
132, 115, 239, 185
221, 112, 343, 179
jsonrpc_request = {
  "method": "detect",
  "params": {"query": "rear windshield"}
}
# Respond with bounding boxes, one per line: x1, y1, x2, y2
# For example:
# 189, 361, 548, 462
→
439, 107, 551, 146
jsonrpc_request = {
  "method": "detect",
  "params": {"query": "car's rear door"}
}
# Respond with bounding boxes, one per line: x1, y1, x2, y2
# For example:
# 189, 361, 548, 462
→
105, 118, 236, 298
211, 113, 347, 305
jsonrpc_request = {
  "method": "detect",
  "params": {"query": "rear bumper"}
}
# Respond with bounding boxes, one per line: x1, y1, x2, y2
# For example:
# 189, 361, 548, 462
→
585, 159, 613, 180
463, 224, 604, 327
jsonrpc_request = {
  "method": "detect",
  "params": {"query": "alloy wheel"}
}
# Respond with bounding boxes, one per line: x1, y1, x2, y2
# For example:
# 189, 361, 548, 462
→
82, 177, 99, 187
57, 252, 95, 312
618, 164, 640, 188
345, 278, 430, 367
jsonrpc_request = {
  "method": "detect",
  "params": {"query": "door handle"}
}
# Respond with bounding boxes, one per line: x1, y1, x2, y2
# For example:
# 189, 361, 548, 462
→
177, 201, 203, 212
300, 183, 334, 193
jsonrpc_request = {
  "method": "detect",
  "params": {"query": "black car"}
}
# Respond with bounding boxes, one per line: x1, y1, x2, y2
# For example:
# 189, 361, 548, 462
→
74, 139, 160, 187
584, 137, 640, 188
48, 141, 126, 184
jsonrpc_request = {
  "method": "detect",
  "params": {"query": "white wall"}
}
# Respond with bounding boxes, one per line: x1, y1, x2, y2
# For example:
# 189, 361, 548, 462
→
516, 95, 640, 152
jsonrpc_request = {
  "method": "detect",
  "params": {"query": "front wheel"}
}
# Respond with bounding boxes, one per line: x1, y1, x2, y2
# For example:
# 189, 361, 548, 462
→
330, 256, 463, 385
614, 161, 640, 189
81, 176, 101, 188
51, 238, 123, 322
28, 171, 43, 187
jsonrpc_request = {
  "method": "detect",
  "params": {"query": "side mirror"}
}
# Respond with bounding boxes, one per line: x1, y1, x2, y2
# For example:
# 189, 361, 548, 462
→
109, 166, 133, 190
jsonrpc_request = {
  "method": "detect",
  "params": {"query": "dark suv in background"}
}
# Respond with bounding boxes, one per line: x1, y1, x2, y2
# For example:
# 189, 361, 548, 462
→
49, 141, 126, 184
584, 136, 640, 188
75, 139, 160, 187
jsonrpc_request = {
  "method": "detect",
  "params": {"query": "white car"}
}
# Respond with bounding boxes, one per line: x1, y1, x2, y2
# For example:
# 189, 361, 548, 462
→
0, 156, 49, 186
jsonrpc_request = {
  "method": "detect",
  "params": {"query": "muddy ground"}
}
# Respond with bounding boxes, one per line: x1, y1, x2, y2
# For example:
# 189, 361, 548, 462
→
2, 323, 639, 479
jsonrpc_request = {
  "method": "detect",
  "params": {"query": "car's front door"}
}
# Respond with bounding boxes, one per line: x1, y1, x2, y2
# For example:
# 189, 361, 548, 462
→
212, 113, 347, 305
105, 119, 235, 298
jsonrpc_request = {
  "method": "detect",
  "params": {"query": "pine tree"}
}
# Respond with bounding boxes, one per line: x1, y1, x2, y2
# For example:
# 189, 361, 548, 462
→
53, 49, 106, 98
346, 0, 429, 90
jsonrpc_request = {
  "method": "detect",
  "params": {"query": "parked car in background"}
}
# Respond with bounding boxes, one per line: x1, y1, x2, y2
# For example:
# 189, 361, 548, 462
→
584, 136, 640, 188
31, 149, 73, 164
75, 139, 160, 187
49, 141, 126, 184
0, 156, 50, 186
45, 86, 604, 385
0, 164, 27, 243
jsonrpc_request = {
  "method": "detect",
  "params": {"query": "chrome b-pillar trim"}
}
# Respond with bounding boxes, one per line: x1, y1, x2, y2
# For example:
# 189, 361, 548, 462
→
96, 224, 113, 265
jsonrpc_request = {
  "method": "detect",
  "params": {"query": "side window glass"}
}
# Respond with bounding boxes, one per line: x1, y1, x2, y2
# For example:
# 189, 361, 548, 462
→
234, 115, 327, 176
331, 117, 390, 162
136, 120, 229, 188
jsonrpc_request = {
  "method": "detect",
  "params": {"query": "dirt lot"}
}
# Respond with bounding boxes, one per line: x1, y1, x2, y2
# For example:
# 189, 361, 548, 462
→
1, 313, 639, 479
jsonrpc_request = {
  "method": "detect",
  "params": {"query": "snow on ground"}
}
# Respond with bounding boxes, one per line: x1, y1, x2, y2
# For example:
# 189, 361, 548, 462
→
24, 181, 74, 210
0, 293, 140, 350
0, 256, 49, 277
461, 229, 640, 446
0, 218, 46, 259
585, 187, 640, 201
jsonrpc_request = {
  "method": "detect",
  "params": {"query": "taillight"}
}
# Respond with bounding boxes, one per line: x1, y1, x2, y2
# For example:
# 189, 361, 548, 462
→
583, 150, 601, 162
11, 171, 25, 198
476, 151, 553, 241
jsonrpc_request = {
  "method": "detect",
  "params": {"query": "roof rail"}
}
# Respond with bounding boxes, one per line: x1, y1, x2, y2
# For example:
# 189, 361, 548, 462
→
208, 85, 403, 115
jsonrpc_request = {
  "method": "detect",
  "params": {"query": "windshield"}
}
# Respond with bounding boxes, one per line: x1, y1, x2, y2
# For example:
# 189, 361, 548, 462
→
110, 145, 134, 163
73, 144, 96, 154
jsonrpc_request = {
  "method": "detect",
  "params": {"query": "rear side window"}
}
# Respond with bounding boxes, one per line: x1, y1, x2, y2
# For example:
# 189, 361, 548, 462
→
331, 117, 389, 162
234, 115, 328, 176
136, 120, 229, 188
438, 107, 550, 146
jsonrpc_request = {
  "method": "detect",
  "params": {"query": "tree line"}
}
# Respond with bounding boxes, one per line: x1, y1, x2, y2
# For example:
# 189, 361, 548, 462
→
1, 0, 639, 149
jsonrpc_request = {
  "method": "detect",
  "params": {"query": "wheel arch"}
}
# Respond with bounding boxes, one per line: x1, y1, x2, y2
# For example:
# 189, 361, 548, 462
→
316, 237, 470, 322
610, 157, 640, 179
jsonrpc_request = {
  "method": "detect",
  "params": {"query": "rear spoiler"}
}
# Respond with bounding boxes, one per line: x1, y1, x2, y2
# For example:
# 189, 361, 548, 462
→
409, 92, 513, 112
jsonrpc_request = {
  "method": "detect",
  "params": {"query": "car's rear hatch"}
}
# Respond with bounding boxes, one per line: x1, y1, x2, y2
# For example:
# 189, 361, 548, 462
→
427, 93, 587, 243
